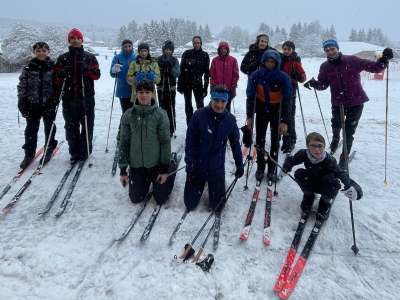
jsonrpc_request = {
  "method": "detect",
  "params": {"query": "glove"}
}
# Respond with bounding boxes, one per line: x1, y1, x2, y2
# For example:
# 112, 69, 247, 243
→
159, 60, 173, 70
187, 172, 198, 185
235, 169, 244, 178
290, 71, 302, 82
380, 47, 393, 63
282, 156, 292, 174
248, 61, 259, 74
202, 86, 208, 98
145, 70, 155, 81
240, 125, 252, 147
18, 99, 30, 117
304, 79, 318, 90
341, 179, 363, 200
77, 61, 90, 73
111, 63, 122, 73
43, 98, 59, 112
56, 65, 72, 78
135, 72, 145, 82
229, 87, 237, 99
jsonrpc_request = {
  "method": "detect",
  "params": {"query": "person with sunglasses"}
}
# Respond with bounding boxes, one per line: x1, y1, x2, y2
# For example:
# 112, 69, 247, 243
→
281, 132, 363, 221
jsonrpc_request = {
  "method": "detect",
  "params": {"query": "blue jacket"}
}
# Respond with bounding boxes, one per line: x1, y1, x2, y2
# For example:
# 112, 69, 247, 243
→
185, 104, 244, 176
246, 50, 293, 123
110, 47, 137, 98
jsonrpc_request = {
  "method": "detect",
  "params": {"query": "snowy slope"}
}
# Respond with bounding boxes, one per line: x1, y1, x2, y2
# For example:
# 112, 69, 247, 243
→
1, 49, 400, 300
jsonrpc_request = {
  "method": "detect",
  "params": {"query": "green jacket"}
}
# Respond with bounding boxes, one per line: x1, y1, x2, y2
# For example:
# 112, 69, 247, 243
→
118, 99, 171, 170
126, 57, 161, 102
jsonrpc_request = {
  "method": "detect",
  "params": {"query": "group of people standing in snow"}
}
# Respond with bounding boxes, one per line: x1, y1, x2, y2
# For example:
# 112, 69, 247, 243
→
17, 27, 394, 222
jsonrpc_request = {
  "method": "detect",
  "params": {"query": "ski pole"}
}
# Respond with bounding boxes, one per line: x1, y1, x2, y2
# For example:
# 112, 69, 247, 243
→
105, 77, 117, 153
312, 78, 330, 146
273, 97, 283, 195
38, 79, 65, 171
296, 83, 307, 142
81, 75, 93, 168
167, 76, 177, 138
175, 176, 238, 261
245, 92, 258, 190
340, 103, 359, 255
191, 219, 216, 263
384, 62, 389, 184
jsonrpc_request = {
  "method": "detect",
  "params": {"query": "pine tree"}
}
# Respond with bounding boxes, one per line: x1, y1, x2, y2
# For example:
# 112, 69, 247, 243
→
41, 24, 69, 59
203, 24, 213, 43
366, 28, 373, 43
197, 25, 205, 39
329, 25, 337, 40
127, 20, 138, 42
117, 25, 128, 46
230, 26, 244, 52
349, 28, 358, 41
358, 28, 366, 42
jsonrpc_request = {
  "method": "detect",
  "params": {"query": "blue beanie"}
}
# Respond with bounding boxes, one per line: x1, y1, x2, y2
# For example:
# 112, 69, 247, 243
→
211, 90, 228, 102
323, 40, 339, 51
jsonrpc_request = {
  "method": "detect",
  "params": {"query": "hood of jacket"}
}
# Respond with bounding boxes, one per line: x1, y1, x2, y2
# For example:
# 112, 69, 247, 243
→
162, 40, 175, 53
260, 50, 281, 70
217, 41, 230, 56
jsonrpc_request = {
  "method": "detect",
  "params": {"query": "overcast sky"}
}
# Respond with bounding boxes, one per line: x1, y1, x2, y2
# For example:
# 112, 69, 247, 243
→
1, 0, 399, 42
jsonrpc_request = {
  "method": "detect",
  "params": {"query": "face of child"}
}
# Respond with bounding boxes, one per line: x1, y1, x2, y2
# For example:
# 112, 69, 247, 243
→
123, 44, 133, 53
136, 89, 154, 106
307, 139, 325, 159
192, 38, 201, 50
220, 47, 228, 56
139, 49, 148, 59
69, 36, 83, 48
164, 49, 173, 56
282, 46, 293, 57
263, 57, 277, 69
210, 99, 227, 114
325, 46, 339, 58
33, 47, 50, 61
258, 38, 268, 50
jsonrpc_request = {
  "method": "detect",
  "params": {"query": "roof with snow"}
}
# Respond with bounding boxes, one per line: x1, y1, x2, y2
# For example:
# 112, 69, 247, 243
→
338, 42, 384, 55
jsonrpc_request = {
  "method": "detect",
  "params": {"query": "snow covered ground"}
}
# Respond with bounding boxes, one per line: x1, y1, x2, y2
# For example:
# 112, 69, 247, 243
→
1, 48, 400, 300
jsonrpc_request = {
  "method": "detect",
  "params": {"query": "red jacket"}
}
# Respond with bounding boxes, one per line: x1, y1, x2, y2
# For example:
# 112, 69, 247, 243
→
280, 52, 306, 84
210, 41, 239, 90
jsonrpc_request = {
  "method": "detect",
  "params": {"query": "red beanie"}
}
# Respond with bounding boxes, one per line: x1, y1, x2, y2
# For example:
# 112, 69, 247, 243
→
68, 28, 84, 43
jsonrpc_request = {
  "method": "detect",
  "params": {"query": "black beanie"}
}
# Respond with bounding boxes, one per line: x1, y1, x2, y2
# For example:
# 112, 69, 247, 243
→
162, 40, 175, 53
122, 39, 133, 47
138, 43, 150, 52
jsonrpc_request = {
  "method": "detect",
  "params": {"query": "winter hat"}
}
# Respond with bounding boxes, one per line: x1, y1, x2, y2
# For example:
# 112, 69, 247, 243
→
68, 28, 84, 43
138, 43, 150, 52
211, 85, 229, 102
162, 40, 175, 53
122, 39, 133, 46
323, 39, 339, 51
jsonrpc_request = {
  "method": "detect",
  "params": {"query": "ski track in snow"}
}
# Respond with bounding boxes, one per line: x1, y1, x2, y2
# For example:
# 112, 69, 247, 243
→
1, 51, 400, 300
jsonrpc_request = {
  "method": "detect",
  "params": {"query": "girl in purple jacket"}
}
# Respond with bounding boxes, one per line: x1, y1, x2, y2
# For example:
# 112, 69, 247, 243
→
304, 39, 393, 170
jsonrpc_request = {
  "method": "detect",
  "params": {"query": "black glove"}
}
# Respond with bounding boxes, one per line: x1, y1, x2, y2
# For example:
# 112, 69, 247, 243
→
282, 156, 292, 174
57, 65, 72, 78
240, 125, 252, 148
229, 87, 237, 99
380, 47, 393, 63
159, 60, 173, 70
248, 61, 259, 74
290, 71, 302, 82
187, 172, 198, 185
120, 166, 128, 176
18, 99, 30, 118
304, 79, 318, 90
203, 86, 208, 98
77, 61, 90, 73
235, 169, 244, 178
344, 179, 363, 200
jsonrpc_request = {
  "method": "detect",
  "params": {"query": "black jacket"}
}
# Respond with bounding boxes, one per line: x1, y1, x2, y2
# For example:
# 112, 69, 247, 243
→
178, 48, 210, 89
240, 44, 277, 76
53, 46, 100, 100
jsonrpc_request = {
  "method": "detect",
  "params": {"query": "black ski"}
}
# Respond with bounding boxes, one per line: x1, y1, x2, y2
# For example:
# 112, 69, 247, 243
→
168, 209, 190, 246
213, 212, 221, 250
112, 142, 119, 175
140, 203, 162, 241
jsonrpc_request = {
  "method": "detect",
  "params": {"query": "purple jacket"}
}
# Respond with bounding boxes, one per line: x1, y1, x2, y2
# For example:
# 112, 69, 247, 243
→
315, 53, 386, 107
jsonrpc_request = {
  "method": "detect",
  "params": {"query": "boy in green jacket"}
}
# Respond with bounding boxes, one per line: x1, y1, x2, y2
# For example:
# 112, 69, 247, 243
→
118, 80, 174, 204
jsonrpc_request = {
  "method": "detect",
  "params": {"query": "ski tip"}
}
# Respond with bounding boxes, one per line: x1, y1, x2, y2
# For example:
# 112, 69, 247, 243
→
263, 237, 270, 245
239, 234, 248, 240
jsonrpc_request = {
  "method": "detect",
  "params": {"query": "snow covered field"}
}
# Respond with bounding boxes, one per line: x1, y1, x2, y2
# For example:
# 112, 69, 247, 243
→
1, 48, 400, 300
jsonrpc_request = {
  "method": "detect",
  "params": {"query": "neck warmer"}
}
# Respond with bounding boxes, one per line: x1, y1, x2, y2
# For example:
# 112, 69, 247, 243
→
306, 149, 327, 164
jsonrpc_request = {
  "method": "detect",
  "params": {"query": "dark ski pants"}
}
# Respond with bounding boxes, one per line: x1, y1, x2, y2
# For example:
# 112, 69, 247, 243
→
183, 85, 204, 125
22, 109, 57, 156
119, 97, 133, 114
226, 95, 235, 113
62, 96, 95, 158
294, 168, 341, 203
128, 162, 177, 205
283, 84, 297, 147
331, 104, 363, 155
184, 173, 226, 213
157, 89, 177, 135
255, 113, 280, 175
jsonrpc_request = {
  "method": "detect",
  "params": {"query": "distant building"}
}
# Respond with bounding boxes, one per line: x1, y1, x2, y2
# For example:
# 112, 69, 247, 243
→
338, 42, 398, 60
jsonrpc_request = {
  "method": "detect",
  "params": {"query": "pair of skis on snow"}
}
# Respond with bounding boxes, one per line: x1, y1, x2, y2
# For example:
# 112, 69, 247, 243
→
1, 142, 64, 214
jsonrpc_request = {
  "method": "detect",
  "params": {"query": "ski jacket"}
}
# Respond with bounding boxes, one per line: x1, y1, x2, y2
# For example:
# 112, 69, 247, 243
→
118, 98, 171, 171
240, 44, 277, 76
185, 104, 244, 176
246, 50, 293, 123
314, 52, 386, 108
156, 55, 180, 88
109, 46, 137, 98
285, 149, 351, 186
126, 57, 161, 101
53, 46, 100, 99
178, 48, 210, 89
280, 52, 307, 84
210, 41, 239, 91
17, 57, 55, 115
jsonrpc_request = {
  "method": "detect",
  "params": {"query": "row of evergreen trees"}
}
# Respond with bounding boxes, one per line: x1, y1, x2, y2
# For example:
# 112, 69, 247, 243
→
348, 27, 390, 46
